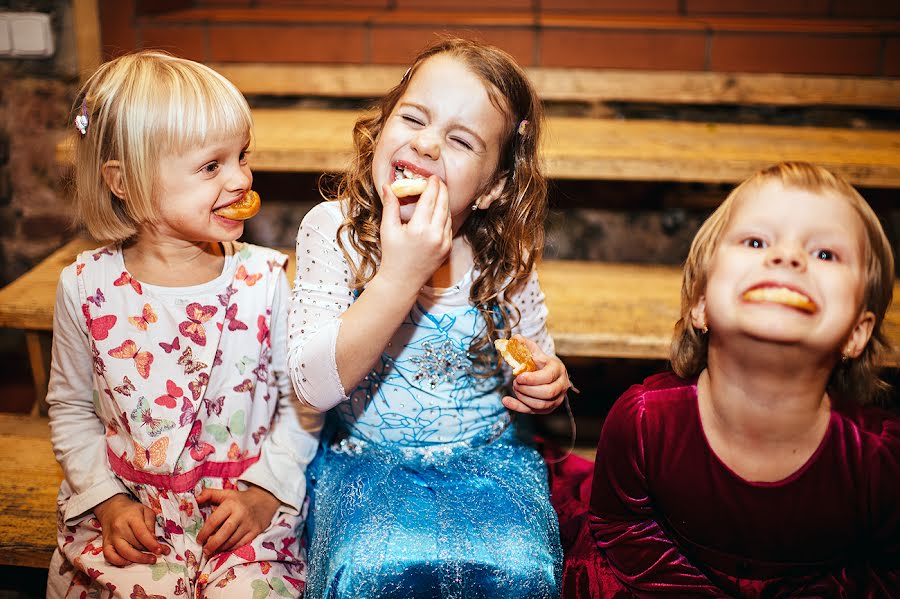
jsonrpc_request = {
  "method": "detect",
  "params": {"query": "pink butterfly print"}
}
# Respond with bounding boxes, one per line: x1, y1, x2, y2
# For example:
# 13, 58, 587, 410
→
108, 339, 153, 379
233, 378, 253, 393
163, 518, 184, 537
177, 347, 208, 375
86, 567, 103, 580
128, 303, 158, 331
118, 410, 132, 434
114, 271, 142, 294
130, 398, 174, 437
252, 361, 268, 382
178, 303, 217, 346
284, 576, 306, 591
92, 346, 106, 375
75, 263, 85, 275
204, 395, 224, 417
179, 396, 195, 428
212, 544, 256, 571
214, 349, 223, 367
81, 541, 103, 556
130, 584, 167, 599
91, 247, 113, 261
114, 375, 135, 396
154, 379, 183, 409
235, 264, 262, 286
174, 578, 187, 596
224, 303, 248, 332
217, 284, 237, 307
86, 288, 105, 307
251, 425, 267, 444
82, 304, 117, 341
187, 420, 215, 462
266, 257, 285, 273
215, 567, 236, 588
262, 537, 297, 562
257, 314, 269, 345
189, 372, 210, 401
159, 336, 180, 354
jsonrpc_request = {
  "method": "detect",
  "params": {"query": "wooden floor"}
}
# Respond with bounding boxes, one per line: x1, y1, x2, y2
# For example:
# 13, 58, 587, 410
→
56, 108, 900, 187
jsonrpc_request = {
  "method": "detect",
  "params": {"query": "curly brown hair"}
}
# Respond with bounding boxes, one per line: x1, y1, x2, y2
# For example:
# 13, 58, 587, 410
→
671, 162, 895, 404
321, 37, 547, 371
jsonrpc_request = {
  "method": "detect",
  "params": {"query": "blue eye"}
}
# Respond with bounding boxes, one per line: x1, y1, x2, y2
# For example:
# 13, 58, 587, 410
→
814, 249, 835, 261
743, 237, 766, 249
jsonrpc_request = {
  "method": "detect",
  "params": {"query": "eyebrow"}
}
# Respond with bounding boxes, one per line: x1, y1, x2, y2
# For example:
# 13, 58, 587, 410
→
399, 101, 487, 149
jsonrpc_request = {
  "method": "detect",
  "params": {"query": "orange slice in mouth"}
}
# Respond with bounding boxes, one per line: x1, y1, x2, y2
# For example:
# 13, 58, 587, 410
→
214, 190, 260, 220
494, 337, 538, 375
742, 287, 817, 313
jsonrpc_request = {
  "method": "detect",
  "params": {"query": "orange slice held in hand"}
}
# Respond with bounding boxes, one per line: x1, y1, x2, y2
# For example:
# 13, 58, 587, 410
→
390, 178, 428, 198
214, 190, 261, 220
494, 337, 537, 375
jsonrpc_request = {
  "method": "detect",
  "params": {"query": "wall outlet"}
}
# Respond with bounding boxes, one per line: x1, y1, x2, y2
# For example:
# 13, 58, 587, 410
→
0, 12, 54, 58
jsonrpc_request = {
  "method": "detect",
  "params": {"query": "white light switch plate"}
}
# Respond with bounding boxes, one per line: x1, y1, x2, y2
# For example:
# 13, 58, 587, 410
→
0, 12, 54, 57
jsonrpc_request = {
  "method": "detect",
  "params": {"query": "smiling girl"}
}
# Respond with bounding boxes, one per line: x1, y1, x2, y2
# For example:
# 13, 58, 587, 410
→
46, 51, 319, 598
287, 38, 569, 598
583, 162, 899, 597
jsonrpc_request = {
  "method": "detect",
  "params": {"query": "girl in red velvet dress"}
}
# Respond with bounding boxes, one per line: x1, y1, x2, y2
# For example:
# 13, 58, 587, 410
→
567, 162, 899, 598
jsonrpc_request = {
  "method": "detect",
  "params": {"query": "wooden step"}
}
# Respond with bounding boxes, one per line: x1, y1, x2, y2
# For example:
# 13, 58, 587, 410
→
56, 108, 900, 187
3, 237, 900, 365
0, 414, 61, 568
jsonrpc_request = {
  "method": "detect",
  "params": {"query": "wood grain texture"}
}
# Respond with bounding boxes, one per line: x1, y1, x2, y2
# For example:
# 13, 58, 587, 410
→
210, 63, 900, 107
3, 238, 899, 365
55, 108, 900, 186
0, 415, 61, 568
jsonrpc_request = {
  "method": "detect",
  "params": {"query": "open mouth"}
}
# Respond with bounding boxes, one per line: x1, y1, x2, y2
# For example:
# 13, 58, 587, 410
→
391, 165, 429, 202
742, 285, 818, 314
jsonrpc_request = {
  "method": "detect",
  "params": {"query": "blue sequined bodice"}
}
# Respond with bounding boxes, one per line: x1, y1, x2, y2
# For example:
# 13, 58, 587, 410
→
335, 297, 505, 447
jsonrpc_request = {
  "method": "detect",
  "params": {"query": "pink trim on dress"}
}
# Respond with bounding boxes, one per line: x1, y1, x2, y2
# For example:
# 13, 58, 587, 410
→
108, 446, 260, 492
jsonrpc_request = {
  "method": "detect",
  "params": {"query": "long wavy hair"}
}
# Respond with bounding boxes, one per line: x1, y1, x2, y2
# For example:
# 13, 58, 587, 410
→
671, 162, 895, 404
322, 37, 547, 372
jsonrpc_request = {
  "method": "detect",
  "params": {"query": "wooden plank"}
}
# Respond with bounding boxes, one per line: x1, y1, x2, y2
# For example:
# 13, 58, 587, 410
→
55, 108, 900, 186
3, 239, 900, 366
210, 63, 900, 108
0, 415, 61, 568
73, 0, 101, 80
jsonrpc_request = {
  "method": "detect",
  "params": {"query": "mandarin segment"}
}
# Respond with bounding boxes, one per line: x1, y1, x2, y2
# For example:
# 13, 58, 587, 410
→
214, 190, 261, 220
494, 337, 537, 375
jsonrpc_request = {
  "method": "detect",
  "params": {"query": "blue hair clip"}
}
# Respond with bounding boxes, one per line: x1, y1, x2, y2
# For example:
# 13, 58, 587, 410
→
74, 100, 88, 136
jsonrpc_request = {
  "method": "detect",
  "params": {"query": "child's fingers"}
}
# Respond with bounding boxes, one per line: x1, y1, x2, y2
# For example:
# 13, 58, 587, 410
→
112, 535, 156, 564
203, 515, 239, 556
501, 395, 536, 414
132, 513, 162, 555
513, 379, 563, 400
230, 532, 256, 554
409, 176, 438, 226
102, 542, 129, 567
196, 488, 227, 506
216, 522, 249, 554
196, 502, 229, 546
380, 184, 401, 231
505, 391, 561, 415
431, 179, 450, 228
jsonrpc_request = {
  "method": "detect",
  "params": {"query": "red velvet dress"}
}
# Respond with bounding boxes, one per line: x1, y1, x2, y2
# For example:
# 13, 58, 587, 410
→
555, 372, 900, 598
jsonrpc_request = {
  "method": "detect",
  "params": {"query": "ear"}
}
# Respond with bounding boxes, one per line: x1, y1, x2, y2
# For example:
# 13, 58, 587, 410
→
101, 160, 127, 200
474, 176, 507, 210
842, 310, 876, 359
690, 296, 707, 332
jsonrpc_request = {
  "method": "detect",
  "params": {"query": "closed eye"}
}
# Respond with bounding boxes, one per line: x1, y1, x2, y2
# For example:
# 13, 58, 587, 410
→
402, 115, 424, 126
451, 136, 474, 151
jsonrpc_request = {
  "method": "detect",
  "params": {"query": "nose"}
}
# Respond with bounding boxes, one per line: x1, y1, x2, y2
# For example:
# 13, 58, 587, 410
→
765, 241, 807, 271
227, 162, 252, 192
410, 128, 440, 160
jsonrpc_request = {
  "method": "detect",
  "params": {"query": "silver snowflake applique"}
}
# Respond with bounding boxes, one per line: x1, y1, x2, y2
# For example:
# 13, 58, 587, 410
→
409, 339, 470, 389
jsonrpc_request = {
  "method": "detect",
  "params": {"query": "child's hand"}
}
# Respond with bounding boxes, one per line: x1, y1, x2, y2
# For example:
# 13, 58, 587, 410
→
501, 336, 570, 415
195, 485, 280, 557
378, 176, 452, 293
92, 493, 169, 566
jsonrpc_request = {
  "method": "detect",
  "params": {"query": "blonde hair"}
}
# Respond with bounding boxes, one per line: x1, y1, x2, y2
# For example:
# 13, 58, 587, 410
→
671, 161, 895, 403
323, 37, 547, 371
71, 50, 253, 243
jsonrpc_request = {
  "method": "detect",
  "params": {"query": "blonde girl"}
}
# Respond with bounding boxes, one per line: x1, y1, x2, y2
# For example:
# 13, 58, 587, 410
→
46, 51, 319, 598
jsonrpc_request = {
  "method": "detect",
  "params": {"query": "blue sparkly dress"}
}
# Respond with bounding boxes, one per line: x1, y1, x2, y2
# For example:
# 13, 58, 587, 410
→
287, 202, 563, 598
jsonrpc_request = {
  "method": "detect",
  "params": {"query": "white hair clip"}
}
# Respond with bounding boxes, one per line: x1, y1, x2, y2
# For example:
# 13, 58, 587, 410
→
74, 100, 88, 136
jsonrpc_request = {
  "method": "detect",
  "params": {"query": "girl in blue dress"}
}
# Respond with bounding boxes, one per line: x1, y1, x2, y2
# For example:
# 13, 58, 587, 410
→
287, 38, 570, 598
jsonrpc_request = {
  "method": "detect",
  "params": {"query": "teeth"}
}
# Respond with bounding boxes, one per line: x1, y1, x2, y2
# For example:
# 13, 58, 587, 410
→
395, 166, 425, 180
743, 287, 817, 313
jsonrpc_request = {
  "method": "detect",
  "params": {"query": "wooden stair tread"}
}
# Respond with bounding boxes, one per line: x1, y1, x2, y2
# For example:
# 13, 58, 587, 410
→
56, 108, 900, 187
0, 414, 61, 568
4, 238, 900, 365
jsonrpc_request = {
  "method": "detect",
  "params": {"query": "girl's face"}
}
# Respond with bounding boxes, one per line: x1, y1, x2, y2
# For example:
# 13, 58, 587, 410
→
697, 181, 874, 357
372, 54, 508, 229
150, 133, 253, 244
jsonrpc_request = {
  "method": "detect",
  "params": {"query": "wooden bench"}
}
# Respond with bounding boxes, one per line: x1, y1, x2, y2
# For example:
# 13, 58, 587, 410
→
3, 237, 900, 411
0, 414, 61, 568
56, 107, 900, 187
